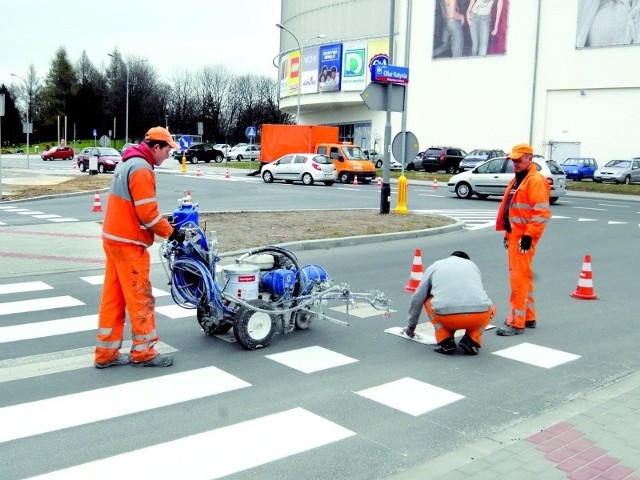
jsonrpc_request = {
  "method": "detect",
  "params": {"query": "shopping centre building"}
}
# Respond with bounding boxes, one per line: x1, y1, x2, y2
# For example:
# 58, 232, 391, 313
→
276, 0, 639, 162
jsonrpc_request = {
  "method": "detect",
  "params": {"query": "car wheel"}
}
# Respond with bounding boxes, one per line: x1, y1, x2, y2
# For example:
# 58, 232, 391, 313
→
262, 171, 274, 183
190, 156, 199, 164
550, 197, 559, 204
323, 181, 334, 186
80, 162, 87, 172
406, 163, 414, 171
455, 182, 473, 199
576, 174, 583, 181
624, 175, 631, 185
98, 164, 106, 174
302, 173, 314, 185
236, 155, 243, 161
214, 154, 223, 163
475, 193, 489, 200
594, 178, 602, 183
339, 172, 350, 183
375, 160, 382, 168
446, 164, 456, 174
233, 299, 276, 350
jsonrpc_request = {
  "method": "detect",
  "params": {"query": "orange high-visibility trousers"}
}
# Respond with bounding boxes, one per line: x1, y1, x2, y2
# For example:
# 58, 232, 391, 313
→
95, 242, 159, 364
425, 297, 495, 346
506, 235, 537, 329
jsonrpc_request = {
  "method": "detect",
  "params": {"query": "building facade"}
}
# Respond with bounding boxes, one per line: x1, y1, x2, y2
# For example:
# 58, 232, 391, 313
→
277, 0, 640, 162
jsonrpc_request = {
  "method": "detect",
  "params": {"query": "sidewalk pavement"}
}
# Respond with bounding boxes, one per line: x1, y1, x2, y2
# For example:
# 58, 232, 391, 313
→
2, 167, 640, 479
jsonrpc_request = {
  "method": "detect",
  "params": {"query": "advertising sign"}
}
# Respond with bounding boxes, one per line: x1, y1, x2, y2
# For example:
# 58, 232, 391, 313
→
318, 44, 343, 93
341, 42, 367, 92
300, 46, 321, 95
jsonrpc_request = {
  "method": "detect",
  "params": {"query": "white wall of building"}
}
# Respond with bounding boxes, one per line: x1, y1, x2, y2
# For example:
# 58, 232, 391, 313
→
278, 0, 640, 162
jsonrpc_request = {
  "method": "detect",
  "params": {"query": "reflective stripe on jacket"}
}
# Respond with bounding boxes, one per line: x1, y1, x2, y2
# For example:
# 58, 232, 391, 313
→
102, 148, 173, 247
495, 166, 551, 240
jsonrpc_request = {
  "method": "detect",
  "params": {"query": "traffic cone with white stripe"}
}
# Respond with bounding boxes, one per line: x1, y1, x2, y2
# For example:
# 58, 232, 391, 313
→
404, 249, 424, 293
353, 175, 359, 186
570, 254, 598, 300
376, 176, 382, 188
432, 178, 439, 190
92, 191, 103, 213
225, 168, 231, 179
195, 166, 203, 177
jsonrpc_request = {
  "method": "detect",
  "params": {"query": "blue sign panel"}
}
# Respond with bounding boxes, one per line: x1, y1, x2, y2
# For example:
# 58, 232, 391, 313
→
179, 136, 192, 149
245, 126, 257, 139
318, 43, 343, 93
371, 64, 409, 85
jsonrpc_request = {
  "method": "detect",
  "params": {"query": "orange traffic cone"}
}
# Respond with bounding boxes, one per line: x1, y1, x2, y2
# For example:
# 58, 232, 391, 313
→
376, 176, 382, 188
195, 166, 203, 177
92, 191, 103, 213
432, 178, 439, 190
353, 175, 359, 186
570, 255, 598, 300
72, 160, 78, 171
404, 249, 424, 293
225, 168, 231, 179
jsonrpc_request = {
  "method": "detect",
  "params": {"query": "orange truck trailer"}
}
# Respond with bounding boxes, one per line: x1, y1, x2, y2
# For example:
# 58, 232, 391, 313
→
259, 124, 376, 184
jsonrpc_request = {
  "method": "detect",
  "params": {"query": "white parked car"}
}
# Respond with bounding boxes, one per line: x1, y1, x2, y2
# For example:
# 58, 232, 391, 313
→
227, 144, 260, 161
447, 157, 567, 204
261, 153, 336, 186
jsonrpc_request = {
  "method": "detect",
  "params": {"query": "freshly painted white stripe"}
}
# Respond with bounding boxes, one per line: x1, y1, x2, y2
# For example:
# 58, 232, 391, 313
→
598, 203, 629, 208
24, 408, 355, 480
573, 206, 606, 211
156, 304, 194, 318
0, 314, 97, 343
31, 214, 62, 219
0, 281, 53, 295
0, 366, 251, 443
577, 218, 597, 222
16, 211, 45, 215
608, 221, 627, 224
356, 377, 465, 416
492, 342, 581, 368
47, 218, 80, 223
4, 208, 30, 212
0, 295, 84, 316
266, 346, 358, 373
0, 341, 178, 383
80, 275, 170, 297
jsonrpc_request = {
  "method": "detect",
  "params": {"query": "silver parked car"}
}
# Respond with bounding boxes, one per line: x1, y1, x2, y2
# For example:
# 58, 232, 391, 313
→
447, 157, 567, 204
458, 149, 506, 171
226, 144, 260, 161
262, 153, 336, 186
593, 159, 640, 184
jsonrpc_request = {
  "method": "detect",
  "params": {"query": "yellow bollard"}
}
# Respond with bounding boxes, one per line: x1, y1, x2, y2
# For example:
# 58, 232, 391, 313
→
394, 175, 409, 214
181, 154, 187, 174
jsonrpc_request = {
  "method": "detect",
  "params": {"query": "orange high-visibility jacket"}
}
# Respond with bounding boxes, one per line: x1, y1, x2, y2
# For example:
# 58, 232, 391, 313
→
495, 166, 551, 240
102, 144, 173, 247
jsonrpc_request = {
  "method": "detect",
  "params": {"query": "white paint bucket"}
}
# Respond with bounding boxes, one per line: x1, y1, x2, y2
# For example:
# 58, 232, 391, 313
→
222, 264, 260, 300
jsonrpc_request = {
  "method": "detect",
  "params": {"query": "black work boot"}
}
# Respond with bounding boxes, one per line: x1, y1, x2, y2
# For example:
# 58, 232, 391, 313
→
433, 337, 456, 355
458, 334, 481, 355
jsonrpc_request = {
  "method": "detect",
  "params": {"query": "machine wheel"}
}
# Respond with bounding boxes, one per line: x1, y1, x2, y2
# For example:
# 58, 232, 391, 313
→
302, 173, 314, 185
323, 181, 334, 186
455, 182, 473, 199
98, 164, 106, 174
550, 197, 559, 205
262, 171, 274, 183
214, 154, 224, 163
339, 171, 350, 183
233, 299, 277, 350
294, 307, 314, 330
197, 307, 232, 335
190, 156, 199, 164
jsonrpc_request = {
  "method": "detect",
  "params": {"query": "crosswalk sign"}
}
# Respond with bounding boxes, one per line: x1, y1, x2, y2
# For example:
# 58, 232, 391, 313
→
245, 126, 257, 139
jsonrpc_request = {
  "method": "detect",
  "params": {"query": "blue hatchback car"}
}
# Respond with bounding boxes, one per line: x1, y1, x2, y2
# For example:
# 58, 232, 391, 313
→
561, 157, 598, 181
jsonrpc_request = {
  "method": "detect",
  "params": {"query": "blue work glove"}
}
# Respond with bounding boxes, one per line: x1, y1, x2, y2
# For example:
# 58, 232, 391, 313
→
518, 235, 532, 253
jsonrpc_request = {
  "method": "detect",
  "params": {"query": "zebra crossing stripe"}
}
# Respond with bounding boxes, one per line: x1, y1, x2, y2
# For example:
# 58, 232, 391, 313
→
0, 366, 251, 444
0, 281, 53, 295
0, 314, 97, 343
23, 408, 355, 480
0, 295, 84, 316
0, 341, 178, 383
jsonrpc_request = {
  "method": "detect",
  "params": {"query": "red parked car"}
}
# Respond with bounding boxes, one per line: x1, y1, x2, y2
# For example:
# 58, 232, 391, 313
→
41, 146, 75, 161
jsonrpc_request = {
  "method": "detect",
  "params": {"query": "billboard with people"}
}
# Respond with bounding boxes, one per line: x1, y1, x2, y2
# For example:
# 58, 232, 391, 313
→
576, 0, 640, 48
432, 0, 509, 58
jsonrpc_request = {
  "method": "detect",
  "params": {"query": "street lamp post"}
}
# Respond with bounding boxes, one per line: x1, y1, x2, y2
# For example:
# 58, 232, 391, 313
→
108, 54, 129, 144
10, 73, 32, 168
275, 24, 325, 124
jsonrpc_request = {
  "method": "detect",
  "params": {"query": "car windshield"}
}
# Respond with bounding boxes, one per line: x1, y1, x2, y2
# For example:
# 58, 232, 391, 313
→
605, 160, 630, 168
97, 148, 120, 156
546, 160, 564, 174
562, 158, 581, 166
341, 146, 367, 160
467, 150, 490, 159
425, 148, 442, 155
313, 155, 332, 164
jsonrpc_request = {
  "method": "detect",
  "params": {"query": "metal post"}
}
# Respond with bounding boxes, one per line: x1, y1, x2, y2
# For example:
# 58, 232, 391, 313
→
380, 0, 396, 214
125, 61, 130, 144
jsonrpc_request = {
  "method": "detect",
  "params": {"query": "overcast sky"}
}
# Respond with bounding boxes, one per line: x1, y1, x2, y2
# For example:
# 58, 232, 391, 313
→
1, 0, 282, 87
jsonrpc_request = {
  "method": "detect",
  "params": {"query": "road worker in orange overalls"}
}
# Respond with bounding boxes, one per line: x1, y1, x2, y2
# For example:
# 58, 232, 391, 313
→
495, 143, 550, 336
404, 251, 495, 355
94, 127, 183, 368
